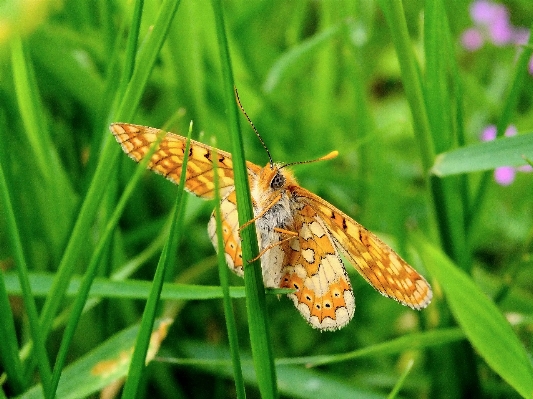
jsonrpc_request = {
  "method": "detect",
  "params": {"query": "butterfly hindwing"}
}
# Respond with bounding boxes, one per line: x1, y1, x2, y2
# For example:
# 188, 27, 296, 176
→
280, 202, 355, 331
208, 190, 244, 275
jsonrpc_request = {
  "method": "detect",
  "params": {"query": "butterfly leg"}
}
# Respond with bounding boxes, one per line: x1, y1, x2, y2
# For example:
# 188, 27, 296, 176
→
248, 228, 298, 263
238, 193, 282, 232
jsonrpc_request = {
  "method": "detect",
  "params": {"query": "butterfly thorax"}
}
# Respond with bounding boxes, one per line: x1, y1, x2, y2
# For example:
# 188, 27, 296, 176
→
251, 164, 300, 287
251, 164, 298, 228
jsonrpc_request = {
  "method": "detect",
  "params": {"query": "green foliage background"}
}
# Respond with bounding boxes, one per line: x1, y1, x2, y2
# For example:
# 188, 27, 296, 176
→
1, 1, 532, 398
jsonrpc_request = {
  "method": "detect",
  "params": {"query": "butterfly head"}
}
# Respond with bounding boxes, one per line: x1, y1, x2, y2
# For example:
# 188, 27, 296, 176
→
258, 164, 296, 194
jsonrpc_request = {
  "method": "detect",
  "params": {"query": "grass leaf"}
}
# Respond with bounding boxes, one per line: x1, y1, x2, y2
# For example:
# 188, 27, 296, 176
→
432, 133, 533, 176
414, 234, 533, 398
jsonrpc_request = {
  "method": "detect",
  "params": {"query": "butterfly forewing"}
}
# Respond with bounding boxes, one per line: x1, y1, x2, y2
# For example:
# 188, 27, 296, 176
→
111, 123, 237, 199
293, 186, 432, 310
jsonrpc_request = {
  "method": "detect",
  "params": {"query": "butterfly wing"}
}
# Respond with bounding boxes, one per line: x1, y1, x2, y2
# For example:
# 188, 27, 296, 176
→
279, 201, 355, 331
293, 186, 432, 310
112, 123, 267, 278
111, 123, 259, 199
207, 190, 244, 276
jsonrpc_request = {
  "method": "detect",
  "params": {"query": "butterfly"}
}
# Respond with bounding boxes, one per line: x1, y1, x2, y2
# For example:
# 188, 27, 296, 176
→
110, 119, 432, 331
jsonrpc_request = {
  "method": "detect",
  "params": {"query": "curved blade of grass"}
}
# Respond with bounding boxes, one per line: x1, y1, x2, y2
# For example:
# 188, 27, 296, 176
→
276, 328, 464, 366
424, 0, 470, 271
413, 233, 533, 398
4, 273, 241, 299
0, 276, 26, 392
212, 140, 246, 399
10, 35, 76, 261
387, 358, 413, 399
0, 113, 27, 394
210, 1, 278, 398
4, 272, 292, 300
120, 121, 192, 399
432, 133, 533, 176
263, 20, 348, 93
0, 123, 52, 397
377, 0, 434, 172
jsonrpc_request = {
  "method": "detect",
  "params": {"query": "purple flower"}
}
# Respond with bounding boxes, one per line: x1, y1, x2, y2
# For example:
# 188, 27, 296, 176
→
481, 125, 497, 141
465, 1, 514, 48
493, 166, 515, 186
462, 1, 533, 75
462, 28, 485, 51
480, 124, 532, 185
486, 4, 513, 45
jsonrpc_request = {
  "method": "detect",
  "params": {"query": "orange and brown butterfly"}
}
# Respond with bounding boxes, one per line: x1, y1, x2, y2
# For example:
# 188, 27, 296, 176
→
110, 114, 432, 331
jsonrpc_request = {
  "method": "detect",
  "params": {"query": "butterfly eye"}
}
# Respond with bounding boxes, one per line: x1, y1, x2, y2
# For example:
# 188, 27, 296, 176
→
270, 172, 285, 189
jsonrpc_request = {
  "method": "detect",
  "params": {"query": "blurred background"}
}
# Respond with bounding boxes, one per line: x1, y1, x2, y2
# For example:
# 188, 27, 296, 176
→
1, 1, 532, 398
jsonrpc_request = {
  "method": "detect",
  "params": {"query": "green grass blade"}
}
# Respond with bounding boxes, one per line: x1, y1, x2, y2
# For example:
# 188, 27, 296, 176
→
3, 271, 254, 300
386, 357, 413, 399
263, 20, 348, 93
10, 35, 76, 256
10, 35, 53, 182
424, 1, 452, 155
0, 263, 26, 393
0, 148, 52, 397
211, 140, 246, 399
112, 0, 182, 122
432, 133, 533, 176
414, 234, 533, 398
424, 0, 470, 269
377, 0, 434, 172
121, 121, 192, 399
117, 0, 145, 96
0, 112, 26, 394
379, 1, 470, 267
277, 328, 464, 366
210, 1, 278, 397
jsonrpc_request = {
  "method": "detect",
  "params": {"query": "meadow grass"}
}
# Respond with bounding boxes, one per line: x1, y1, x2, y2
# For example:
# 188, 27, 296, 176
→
1, 1, 533, 398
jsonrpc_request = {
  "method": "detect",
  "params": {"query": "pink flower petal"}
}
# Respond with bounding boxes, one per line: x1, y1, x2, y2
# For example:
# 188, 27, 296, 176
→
462, 28, 485, 51
488, 5, 513, 45
471, 1, 497, 24
504, 125, 517, 137
481, 125, 497, 141
494, 166, 516, 185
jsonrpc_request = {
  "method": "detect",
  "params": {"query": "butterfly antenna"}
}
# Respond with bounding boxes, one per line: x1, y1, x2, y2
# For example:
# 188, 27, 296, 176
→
234, 87, 274, 168
280, 150, 339, 170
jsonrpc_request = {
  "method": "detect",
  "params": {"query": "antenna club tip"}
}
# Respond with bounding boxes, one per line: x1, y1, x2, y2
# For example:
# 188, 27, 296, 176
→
323, 150, 339, 160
